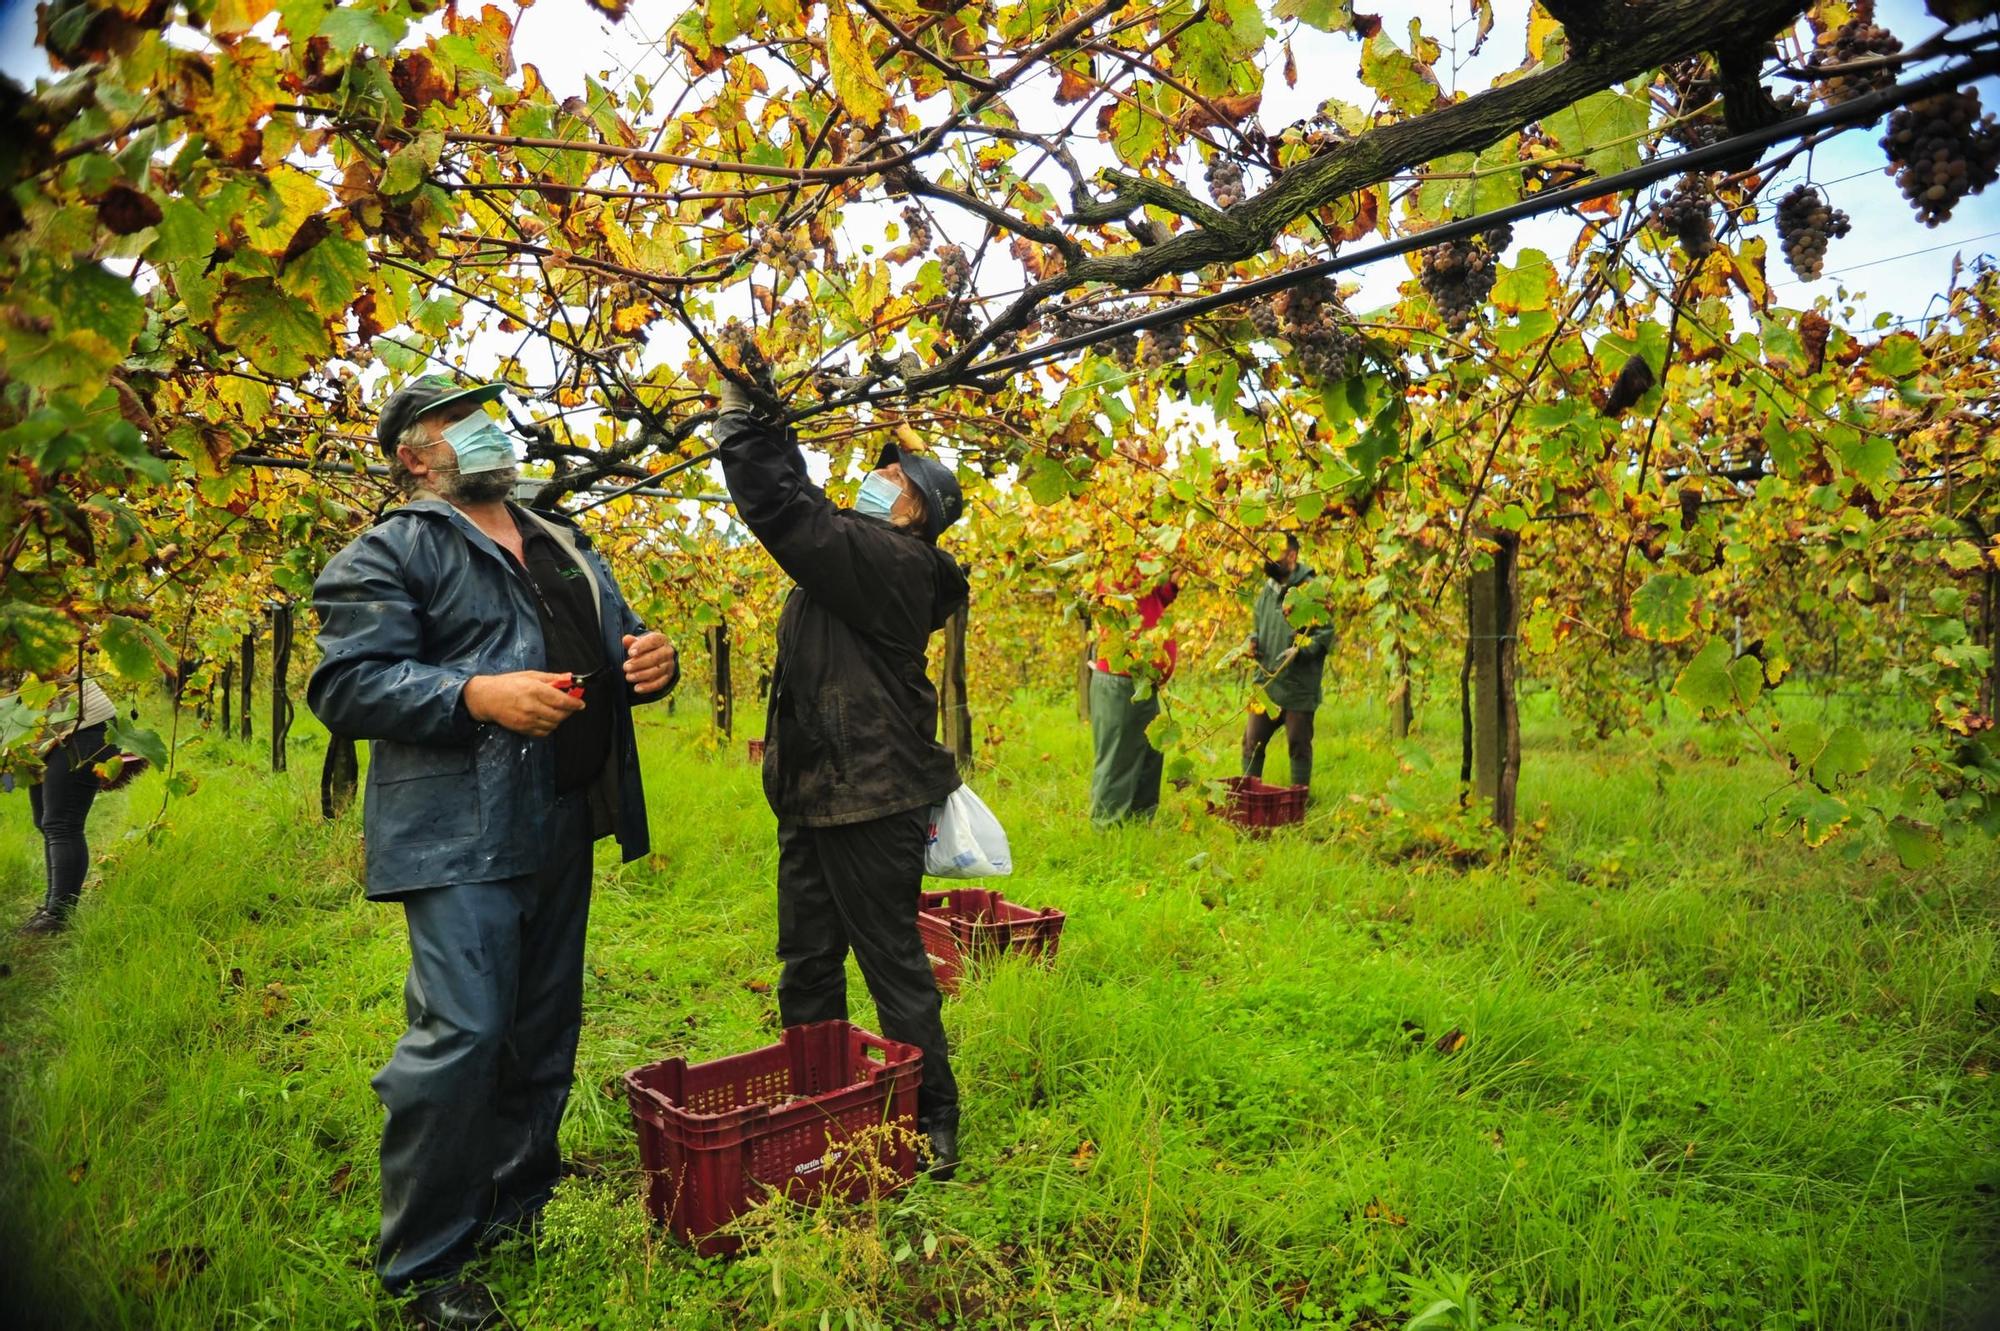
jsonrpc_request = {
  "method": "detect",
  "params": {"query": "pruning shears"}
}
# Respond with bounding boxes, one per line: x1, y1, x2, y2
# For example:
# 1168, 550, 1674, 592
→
549, 667, 602, 701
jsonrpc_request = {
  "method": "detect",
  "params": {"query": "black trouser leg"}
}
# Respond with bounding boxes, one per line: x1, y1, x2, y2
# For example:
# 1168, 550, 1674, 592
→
776, 821, 851, 1027
373, 796, 593, 1292
488, 797, 593, 1231
1283, 709, 1316, 790
777, 809, 958, 1128
31, 723, 106, 915
1240, 710, 1280, 779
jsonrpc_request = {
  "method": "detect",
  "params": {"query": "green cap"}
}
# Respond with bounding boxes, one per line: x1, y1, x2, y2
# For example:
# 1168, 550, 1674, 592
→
376, 375, 508, 455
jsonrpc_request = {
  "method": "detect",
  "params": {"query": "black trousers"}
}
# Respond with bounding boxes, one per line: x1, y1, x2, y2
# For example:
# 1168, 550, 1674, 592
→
31, 723, 107, 915
1241, 707, 1316, 789
775, 807, 959, 1127
372, 793, 593, 1292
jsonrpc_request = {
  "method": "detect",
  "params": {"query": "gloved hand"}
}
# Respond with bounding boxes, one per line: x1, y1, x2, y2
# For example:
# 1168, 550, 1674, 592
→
717, 377, 755, 417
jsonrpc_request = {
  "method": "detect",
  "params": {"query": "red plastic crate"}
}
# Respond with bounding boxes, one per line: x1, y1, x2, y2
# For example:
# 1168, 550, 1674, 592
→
1213, 775, 1308, 830
746, 738, 766, 763
624, 1021, 921, 1254
917, 887, 1066, 994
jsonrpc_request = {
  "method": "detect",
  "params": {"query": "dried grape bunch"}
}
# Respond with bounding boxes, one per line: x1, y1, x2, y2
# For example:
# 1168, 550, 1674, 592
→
1652, 178, 1715, 259
1798, 309, 1831, 373
1775, 185, 1851, 281
1265, 276, 1362, 381
716, 318, 775, 392
899, 204, 933, 252
751, 225, 810, 280
1881, 88, 2000, 227
1139, 319, 1187, 370
1417, 224, 1512, 332
936, 242, 970, 293
942, 307, 978, 346
1805, 5, 1901, 105
1205, 158, 1246, 209
1105, 331, 1140, 369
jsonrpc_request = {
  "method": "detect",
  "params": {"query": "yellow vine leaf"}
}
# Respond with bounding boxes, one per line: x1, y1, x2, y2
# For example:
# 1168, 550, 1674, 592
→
826, 0, 889, 127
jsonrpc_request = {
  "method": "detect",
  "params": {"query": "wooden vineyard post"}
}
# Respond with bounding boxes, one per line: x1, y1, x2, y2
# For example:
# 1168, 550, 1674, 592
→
239, 630, 255, 743
707, 623, 733, 739
1389, 640, 1413, 740
321, 735, 358, 820
1465, 532, 1521, 834
1076, 612, 1093, 722
219, 662, 233, 734
939, 606, 973, 771
268, 603, 294, 773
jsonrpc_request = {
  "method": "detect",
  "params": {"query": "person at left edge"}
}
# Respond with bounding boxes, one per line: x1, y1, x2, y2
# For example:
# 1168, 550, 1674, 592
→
306, 375, 678, 1331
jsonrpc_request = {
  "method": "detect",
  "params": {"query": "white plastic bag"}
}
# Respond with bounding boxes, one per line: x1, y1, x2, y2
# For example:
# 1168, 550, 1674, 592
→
925, 784, 1012, 878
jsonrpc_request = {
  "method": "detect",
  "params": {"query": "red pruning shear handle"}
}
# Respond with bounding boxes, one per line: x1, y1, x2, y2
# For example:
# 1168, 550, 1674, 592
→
550, 667, 600, 701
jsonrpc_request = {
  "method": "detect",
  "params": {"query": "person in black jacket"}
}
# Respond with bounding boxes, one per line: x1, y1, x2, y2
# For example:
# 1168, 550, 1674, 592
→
714, 382, 969, 1178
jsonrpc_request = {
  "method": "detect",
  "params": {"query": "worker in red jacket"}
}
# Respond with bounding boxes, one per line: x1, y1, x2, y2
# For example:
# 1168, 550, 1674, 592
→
1088, 575, 1178, 823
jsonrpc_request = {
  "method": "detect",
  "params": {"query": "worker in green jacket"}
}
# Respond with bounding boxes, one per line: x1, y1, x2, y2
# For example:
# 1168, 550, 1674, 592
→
1242, 534, 1334, 791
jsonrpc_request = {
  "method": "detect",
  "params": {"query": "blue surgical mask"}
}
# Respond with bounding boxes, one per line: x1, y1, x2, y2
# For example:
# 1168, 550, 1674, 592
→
855, 471, 902, 521
438, 411, 518, 474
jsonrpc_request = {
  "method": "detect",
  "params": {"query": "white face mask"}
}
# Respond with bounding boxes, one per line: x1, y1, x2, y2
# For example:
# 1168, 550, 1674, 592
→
855, 471, 903, 521
437, 410, 518, 474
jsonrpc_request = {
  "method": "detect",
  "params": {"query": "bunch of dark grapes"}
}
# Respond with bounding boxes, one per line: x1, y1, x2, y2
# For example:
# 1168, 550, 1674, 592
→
1652, 178, 1715, 260
936, 242, 970, 293
1139, 319, 1186, 370
1205, 158, 1246, 209
1105, 331, 1140, 369
1246, 296, 1281, 339
1775, 186, 1851, 281
1663, 59, 1725, 150
1418, 224, 1512, 333
942, 308, 978, 346
1267, 277, 1363, 381
1806, 5, 1900, 105
899, 204, 933, 252
1881, 89, 2000, 227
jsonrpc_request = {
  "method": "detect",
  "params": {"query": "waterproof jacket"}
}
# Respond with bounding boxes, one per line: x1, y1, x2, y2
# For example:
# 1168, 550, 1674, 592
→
716, 411, 966, 827
1252, 564, 1335, 713
307, 496, 666, 898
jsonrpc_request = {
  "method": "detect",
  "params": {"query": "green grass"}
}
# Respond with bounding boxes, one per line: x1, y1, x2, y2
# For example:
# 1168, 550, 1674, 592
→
2, 688, 1996, 1330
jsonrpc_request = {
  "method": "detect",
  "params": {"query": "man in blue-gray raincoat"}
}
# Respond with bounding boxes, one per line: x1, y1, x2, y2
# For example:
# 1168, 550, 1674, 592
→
308, 376, 677, 1330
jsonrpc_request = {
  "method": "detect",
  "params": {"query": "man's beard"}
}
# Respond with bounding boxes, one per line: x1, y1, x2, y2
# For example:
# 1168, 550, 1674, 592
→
438, 465, 518, 505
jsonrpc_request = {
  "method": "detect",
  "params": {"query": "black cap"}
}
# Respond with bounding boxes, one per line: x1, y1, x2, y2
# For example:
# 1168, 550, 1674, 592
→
877, 442, 964, 543
376, 375, 508, 455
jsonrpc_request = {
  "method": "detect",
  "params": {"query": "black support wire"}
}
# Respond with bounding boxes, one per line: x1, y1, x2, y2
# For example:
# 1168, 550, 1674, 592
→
570, 48, 2000, 517
227, 453, 732, 505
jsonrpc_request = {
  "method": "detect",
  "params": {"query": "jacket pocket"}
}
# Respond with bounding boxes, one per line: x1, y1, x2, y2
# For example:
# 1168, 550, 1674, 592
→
368, 742, 481, 842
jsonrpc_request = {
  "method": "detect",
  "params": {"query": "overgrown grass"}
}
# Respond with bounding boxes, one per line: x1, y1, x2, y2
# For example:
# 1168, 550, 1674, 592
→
2, 688, 1996, 1329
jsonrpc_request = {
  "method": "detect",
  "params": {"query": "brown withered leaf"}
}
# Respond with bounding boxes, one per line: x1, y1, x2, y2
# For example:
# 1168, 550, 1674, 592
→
1054, 63, 1094, 104
1180, 92, 1261, 131
1602, 352, 1655, 418
327, 1162, 354, 1197
97, 184, 162, 235
1071, 1140, 1096, 1171
277, 214, 330, 270
1432, 1026, 1468, 1055
391, 51, 449, 110
744, 979, 772, 994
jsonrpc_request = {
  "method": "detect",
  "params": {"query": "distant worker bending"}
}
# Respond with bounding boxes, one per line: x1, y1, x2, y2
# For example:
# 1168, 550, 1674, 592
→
1088, 573, 1179, 824
1242, 533, 1334, 793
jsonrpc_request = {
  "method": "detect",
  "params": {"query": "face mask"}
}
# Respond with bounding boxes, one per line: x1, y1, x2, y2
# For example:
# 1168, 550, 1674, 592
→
855, 471, 903, 522
438, 411, 518, 475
